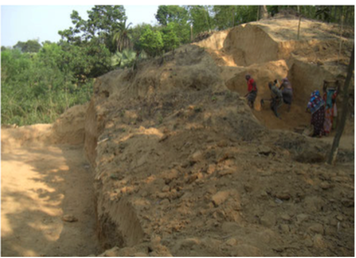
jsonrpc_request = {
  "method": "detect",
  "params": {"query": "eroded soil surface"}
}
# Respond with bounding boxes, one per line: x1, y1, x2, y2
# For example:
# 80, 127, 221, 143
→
1, 143, 101, 256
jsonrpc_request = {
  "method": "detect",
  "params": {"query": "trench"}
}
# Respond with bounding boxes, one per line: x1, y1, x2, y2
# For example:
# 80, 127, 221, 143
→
1, 141, 103, 256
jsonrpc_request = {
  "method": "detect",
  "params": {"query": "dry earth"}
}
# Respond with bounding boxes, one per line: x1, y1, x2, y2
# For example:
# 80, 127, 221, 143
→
1, 124, 101, 256
1, 14, 355, 256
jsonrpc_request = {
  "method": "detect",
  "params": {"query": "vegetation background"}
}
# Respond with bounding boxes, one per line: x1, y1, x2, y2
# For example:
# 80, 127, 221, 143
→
1, 5, 354, 126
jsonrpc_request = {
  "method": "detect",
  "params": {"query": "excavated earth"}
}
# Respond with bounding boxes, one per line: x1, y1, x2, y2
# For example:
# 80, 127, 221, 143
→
1, 15, 355, 256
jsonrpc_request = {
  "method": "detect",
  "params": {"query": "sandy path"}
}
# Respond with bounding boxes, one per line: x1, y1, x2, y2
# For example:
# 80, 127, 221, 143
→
1, 144, 101, 256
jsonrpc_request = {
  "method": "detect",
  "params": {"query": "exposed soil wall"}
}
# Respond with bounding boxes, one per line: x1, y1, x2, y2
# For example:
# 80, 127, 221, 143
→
81, 16, 354, 256
223, 24, 280, 66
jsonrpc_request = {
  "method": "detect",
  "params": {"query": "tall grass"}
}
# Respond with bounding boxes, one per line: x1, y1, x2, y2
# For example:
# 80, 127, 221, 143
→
1, 48, 93, 126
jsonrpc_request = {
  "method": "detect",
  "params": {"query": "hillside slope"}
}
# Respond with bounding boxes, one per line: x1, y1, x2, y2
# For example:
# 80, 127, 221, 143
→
83, 16, 354, 256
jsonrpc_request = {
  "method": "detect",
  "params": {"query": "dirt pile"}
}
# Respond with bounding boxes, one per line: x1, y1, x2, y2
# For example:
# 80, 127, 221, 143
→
83, 16, 354, 257
1, 104, 88, 153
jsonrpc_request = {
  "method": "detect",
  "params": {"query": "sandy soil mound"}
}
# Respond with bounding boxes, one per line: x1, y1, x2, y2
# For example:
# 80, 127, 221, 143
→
83, 16, 354, 257
52, 103, 88, 145
1, 104, 87, 152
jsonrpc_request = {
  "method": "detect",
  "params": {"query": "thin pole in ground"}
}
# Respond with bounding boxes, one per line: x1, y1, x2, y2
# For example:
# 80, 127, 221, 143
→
327, 46, 354, 165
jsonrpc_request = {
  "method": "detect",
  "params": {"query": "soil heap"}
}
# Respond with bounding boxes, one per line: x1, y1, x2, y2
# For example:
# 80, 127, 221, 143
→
83, 16, 354, 256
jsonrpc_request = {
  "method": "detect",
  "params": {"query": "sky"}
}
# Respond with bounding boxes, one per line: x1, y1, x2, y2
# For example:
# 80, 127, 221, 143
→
0, 4, 159, 47
1, 1, 352, 47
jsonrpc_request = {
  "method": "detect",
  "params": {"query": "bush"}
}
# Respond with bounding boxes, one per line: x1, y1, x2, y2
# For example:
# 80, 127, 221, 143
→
1, 48, 94, 126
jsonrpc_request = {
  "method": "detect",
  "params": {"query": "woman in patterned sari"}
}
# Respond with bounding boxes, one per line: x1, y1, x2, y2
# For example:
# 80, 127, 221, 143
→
307, 90, 326, 137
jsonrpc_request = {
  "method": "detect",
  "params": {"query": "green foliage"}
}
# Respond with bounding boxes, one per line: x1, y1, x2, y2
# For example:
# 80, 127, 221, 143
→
236, 6, 259, 24
161, 23, 180, 52
156, 5, 189, 26
212, 5, 259, 30
13, 39, 42, 53
139, 26, 164, 57
112, 20, 133, 52
131, 23, 151, 52
156, 5, 190, 44
59, 5, 127, 52
186, 5, 214, 36
111, 49, 137, 68
58, 37, 112, 79
1, 47, 93, 126
213, 6, 237, 30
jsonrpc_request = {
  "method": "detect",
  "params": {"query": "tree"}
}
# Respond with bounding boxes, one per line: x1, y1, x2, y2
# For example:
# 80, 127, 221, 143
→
112, 20, 133, 52
237, 6, 259, 23
327, 47, 354, 165
213, 6, 236, 30
155, 5, 190, 44
131, 23, 152, 52
59, 5, 127, 52
212, 6, 259, 29
315, 6, 331, 22
41, 40, 52, 46
139, 26, 164, 57
87, 5, 126, 39
57, 5, 124, 78
155, 5, 189, 26
186, 5, 214, 36
260, 5, 269, 19
13, 39, 41, 53
161, 22, 180, 52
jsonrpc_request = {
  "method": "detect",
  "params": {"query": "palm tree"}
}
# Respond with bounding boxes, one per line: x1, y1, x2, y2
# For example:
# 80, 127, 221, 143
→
112, 20, 133, 52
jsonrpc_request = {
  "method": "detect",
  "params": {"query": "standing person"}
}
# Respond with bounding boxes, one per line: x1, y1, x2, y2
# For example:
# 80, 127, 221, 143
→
268, 81, 283, 118
245, 74, 258, 109
323, 81, 339, 135
279, 78, 293, 112
306, 90, 326, 137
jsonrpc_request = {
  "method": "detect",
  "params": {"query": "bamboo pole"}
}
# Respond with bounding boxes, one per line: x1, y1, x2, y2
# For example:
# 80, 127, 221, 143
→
327, 46, 354, 165
297, 16, 302, 40
337, 15, 344, 68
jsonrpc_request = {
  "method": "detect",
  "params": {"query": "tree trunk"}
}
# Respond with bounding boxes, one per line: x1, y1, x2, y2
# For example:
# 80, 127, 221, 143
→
297, 16, 302, 40
310, 6, 314, 18
339, 6, 344, 23
327, 46, 354, 165
345, 6, 349, 25
232, 8, 234, 26
260, 5, 268, 19
333, 6, 337, 22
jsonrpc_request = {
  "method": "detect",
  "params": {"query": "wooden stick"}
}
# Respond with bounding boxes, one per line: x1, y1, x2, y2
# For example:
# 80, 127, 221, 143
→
327, 46, 354, 165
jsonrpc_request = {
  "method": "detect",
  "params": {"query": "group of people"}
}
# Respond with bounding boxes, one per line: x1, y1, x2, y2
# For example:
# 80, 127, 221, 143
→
306, 82, 339, 137
244, 74, 339, 138
245, 74, 293, 118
